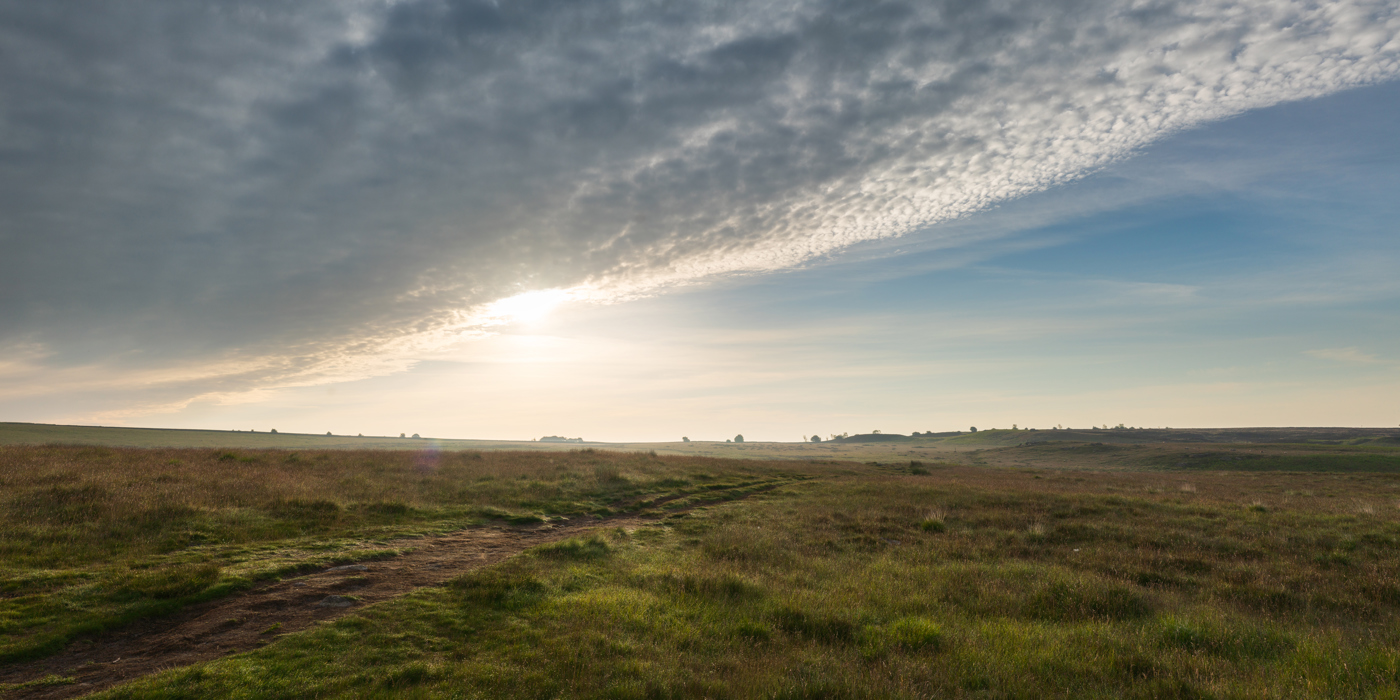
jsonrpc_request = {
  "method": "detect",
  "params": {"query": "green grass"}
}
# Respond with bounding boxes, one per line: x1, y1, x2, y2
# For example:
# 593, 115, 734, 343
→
1160, 451, 1400, 472
0, 445, 814, 664
8, 422, 1397, 467
90, 470, 1400, 699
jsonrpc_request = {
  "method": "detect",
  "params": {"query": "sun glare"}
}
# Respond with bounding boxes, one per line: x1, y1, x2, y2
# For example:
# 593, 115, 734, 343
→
484, 288, 572, 325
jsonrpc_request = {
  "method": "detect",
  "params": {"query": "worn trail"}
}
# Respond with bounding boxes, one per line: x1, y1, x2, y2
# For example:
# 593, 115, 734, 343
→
1, 515, 650, 699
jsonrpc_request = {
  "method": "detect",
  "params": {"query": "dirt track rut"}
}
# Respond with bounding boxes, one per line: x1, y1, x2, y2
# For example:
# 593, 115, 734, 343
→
1, 516, 650, 699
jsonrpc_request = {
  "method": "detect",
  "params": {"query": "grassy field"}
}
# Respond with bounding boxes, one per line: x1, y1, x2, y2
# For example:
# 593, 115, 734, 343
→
6, 422, 1397, 464
0, 445, 815, 669
5, 439, 1400, 698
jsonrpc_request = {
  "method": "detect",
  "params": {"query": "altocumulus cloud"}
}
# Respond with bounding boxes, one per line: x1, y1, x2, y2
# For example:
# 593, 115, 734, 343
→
1, 0, 1398, 409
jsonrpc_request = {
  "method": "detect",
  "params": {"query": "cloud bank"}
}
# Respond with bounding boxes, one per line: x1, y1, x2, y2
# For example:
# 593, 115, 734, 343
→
1, 0, 1398, 409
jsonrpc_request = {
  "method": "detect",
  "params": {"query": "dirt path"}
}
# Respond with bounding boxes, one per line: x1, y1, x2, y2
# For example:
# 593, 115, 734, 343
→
1, 515, 652, 699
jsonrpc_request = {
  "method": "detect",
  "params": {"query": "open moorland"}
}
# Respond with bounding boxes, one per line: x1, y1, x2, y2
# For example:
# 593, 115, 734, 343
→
1, 428, 1399, 698
4, 422, 1398, 463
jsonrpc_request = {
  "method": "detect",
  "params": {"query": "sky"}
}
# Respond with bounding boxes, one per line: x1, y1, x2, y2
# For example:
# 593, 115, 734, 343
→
1, 0, 1398, 442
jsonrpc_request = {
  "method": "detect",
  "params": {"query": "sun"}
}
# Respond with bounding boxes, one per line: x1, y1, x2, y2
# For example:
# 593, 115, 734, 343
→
484, 289, 572, 325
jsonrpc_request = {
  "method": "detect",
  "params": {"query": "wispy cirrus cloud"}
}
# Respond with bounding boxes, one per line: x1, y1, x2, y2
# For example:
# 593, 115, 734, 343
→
1, 0, 1398, 411
1305, 347, 1385, 364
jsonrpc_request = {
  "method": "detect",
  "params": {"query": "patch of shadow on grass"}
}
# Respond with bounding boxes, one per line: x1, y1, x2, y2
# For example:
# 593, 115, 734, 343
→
1126, 678, 1217, 700
533, 535, 610, 561
770, 676, 867, 700
647, 572, 764, 601
9, 484, 110, 525
354, 501, 413, 517
860, 617, 945, 659
1157, 616, 1294, 661
771, 605, 858, 645
380, 662, 444, 689
449, 566, 547, 610
268, 498, 341, 523
112, 563, 223, 602
1025, 579, 1153, 622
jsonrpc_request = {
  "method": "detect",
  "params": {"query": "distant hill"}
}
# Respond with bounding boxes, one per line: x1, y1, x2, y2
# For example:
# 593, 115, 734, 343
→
935, 427, 1400, 447
2, 422, 1394, 460
831, 433, 915, 443
0, 422, 579, 452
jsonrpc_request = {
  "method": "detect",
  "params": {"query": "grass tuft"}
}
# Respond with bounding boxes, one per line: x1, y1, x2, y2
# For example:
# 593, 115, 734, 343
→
535, 536, 611, 561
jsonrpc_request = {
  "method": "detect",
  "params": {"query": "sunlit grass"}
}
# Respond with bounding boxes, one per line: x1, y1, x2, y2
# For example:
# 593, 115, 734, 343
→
92, 468, 1400, 699
0, 445, 816, 663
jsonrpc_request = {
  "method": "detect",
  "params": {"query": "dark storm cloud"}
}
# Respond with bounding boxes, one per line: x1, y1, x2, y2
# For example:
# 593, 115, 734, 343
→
1, 0, 1397, 405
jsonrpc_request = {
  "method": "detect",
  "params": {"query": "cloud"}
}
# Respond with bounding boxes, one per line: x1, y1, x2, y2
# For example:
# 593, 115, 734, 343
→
1305, 347, 1384, 364
1, 0, 1398, 407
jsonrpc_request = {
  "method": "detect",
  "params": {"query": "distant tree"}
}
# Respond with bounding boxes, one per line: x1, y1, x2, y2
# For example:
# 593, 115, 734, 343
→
970, 426, 978, 433
400, 433, 406, 438
734, 434, 744, 443
358, 433, 363, 437
270, 429, 277, 434
810, 435, 822, 443
682, 437, 690, 442
1012, 424, 1018, 430
412, 433, 421, 438
726, 439, 732, 443
872, 429, 881, 434
325, 431, 331, 436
